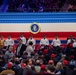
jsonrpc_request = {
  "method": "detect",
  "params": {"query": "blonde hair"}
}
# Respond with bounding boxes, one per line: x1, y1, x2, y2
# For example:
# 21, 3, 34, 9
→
56, 62, 63, 70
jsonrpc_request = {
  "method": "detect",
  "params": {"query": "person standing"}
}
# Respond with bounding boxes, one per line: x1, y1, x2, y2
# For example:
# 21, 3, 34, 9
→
16, 38, 26, 57
5, 45, 15, 62
23, 59, 33, 75
20, 33, 26, 45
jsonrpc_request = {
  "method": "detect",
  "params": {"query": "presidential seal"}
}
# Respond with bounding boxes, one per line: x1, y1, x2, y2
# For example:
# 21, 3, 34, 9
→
30, 23, 40, 34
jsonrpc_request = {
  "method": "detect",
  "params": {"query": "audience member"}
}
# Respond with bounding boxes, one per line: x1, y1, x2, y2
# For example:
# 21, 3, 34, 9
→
16, 38, 26, 57
20, 33, 26, 45
40, 34, 49, 49
4, 34, 14, 47
27, 35, 36, 50
0, 33, 75, 75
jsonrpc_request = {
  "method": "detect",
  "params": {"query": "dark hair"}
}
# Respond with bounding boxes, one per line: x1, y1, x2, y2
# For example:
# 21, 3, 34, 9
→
31, 65, 36, 71
25, 58, 32, 65
29, 41, 33, 45
25, 59, 29, 65
49, 66, 55, 72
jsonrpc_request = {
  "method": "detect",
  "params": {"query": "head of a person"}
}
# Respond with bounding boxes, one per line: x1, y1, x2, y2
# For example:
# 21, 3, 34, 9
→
14, 57, 20, 65
7, 62, 13, 69
36, 60, 40, 66
26, 59, 33, 66
9, 45, 13, 52
70, 35, 73, 39
18, 38, 22, 44
30, 34, 33, 39
55, 34, 58, 39
20, 33, 24, 37
40, 64, 46, 71
60, 54, 66, 62
44, 34, 46, 39
0, 35, 3, 40
56, 62, 63, 70
48, 66, 56, 73
63, 60, 68, 66
50, 53, 56, 59
8, 34, 11, 39
70, 55, 75, 60
31, 65, 36, 71
21, 63, 26, 69
40, 55, 44, 59
48, 60, 54, 65
43, 49, 48, 55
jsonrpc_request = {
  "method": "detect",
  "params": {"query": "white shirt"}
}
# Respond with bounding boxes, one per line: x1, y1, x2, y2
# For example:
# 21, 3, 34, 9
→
17, 44, 22, 56
51, 38, 61, 47
20, 37, 26, 44
67, 39, 75, 44
40, 38, 49, 46
5, 51, 15, 61
25, 45, 34, 57
5, 38, 14, 46
27, 38, 36, 46
73, 41, 76, 47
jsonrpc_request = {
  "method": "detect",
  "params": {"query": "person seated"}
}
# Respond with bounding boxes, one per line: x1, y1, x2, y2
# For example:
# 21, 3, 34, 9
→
51, 35, 61, 53
51, 35, 61, 47
40, 34, 49, 49
5, 45, 15, 62
67, 35, 75, 45
4, 34, 14, 47
73, 39, 76, 48
0, 35, 5, 49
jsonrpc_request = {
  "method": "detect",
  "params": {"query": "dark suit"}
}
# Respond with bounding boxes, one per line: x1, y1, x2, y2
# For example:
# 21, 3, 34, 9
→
23, 66, 33, 75
16, 44, 26, 57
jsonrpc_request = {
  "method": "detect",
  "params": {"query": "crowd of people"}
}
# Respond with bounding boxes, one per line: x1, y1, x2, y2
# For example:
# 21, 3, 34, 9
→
5, 0, 66, 12
0, 33, 76, 75
0, 0, 76, 12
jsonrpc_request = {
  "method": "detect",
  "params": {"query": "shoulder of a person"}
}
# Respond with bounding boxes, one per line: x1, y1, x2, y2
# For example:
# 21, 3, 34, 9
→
24, 66, 30, 70
6, 39, 8, 41
41, 38, 44, 40
57, 38, 60, 40
8, 69, 15, 74
0, 70, 7, 74
22, 37, 25, 39
5, 51, 9, 54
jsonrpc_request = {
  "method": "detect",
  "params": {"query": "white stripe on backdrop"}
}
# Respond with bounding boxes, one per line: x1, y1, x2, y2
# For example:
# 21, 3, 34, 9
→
0, 23, 76, 32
